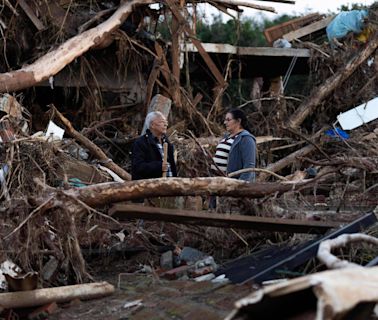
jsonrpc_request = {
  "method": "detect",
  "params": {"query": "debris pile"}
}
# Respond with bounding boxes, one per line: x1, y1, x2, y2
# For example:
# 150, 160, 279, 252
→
0, 0, 378, 318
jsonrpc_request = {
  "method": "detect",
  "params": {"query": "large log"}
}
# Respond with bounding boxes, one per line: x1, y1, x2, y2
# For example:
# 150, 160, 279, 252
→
287, 32, 378, 128
66, 177, 315, 208
0, 282, 114, 309
0, 0, 153, 93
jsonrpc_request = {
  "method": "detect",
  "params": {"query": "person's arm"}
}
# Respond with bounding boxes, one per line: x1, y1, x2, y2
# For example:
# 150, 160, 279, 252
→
132, 140, 162, 179
238, 136, 256, 182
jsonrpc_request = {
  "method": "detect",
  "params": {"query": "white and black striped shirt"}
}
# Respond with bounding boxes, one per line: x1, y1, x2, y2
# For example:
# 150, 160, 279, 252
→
211, 135, 237, 174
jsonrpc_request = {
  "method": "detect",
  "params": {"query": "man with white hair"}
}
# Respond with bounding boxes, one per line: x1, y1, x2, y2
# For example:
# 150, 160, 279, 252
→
132, 111, 177, 180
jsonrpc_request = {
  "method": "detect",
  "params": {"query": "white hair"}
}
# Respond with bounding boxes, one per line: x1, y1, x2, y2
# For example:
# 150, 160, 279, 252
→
145, 111, 165, 129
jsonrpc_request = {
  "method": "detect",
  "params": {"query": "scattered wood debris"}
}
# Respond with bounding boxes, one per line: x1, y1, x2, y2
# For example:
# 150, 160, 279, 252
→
0, 0, 378, 318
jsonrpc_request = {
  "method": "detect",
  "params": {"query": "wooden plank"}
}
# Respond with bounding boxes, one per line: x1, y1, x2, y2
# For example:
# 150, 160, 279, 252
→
144, 58, 161, 110
209, 0, 276, 13
155, 42, 173, 90
253, 0, 295, 3
182, 43, 310, 57
18, 0, 45, 31
109, 204, 340, 234
283, 16, 334, 42
171, 9, 182, 106
263, 13, 321, 43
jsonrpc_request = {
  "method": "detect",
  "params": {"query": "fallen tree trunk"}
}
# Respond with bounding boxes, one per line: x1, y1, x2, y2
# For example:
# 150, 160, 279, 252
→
0, 0, 153, 92
64, 177, 317, 208
287, 32, 378, 128
0, 282, 114, 309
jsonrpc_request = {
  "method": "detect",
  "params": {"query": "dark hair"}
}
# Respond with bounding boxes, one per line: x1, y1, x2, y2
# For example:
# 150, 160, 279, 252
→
228, 109, 251, 132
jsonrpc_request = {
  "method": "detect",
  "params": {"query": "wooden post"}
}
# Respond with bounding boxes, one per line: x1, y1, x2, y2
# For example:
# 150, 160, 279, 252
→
162, 142, 168, 178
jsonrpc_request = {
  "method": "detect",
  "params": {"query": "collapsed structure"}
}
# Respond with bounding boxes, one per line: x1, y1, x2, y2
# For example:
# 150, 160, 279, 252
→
0, 0, 377, 319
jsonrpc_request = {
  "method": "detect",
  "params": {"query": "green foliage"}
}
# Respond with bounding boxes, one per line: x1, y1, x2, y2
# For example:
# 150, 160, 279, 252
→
339, 3, 369, 11
195, 14, 296, 47
157, 13, 297, 47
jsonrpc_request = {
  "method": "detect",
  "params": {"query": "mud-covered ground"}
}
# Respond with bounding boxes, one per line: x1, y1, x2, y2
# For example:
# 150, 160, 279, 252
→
48, 258, 252, 320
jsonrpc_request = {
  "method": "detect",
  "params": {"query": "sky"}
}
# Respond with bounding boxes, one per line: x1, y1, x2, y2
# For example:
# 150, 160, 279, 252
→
251, 0, 376, 18
201, 0, 377, 21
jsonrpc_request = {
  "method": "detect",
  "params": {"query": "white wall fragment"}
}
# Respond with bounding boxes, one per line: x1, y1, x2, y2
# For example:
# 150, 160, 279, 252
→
45, 120, 65, 140
337, 97, 378, 130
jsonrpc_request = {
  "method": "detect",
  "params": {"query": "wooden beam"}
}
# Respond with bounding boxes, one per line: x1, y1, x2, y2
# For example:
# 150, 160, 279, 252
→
182, 43, 310, 57
254, 0, 295, 3
109, 204, 340, 234
18, 0, 45, 31
144, 58, 161, 110
166, 0, 226, 87
155, 42, 174, 91
208, 0, 276, 13
283, 16, 334, 42
171, 3, 182, 106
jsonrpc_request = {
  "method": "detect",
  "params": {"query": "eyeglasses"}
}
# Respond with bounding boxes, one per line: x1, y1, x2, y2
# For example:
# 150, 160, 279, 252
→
224, 118, 234, 122
153, 119, 168, 126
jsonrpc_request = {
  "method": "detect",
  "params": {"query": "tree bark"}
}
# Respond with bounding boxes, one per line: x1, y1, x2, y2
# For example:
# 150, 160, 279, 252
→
0, 282, 114, 309
0, 0, 153, 93
287, 33, 378, 129
65, 177, 314, 208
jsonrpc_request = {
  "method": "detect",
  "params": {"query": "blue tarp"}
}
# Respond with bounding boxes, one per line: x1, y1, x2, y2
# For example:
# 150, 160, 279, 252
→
326, 10, 368, 42
325, 128, 350, 140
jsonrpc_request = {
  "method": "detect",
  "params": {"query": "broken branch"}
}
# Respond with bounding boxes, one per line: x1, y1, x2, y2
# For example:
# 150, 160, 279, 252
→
52, 106, 131, 180
317, 233, 378, 269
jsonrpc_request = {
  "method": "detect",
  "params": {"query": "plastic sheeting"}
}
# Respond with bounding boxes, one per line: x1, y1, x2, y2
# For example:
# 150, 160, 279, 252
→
326, 10, 368, 42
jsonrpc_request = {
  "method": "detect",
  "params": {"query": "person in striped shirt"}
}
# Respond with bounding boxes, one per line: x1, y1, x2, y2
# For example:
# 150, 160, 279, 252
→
212, 109, 256, 182
210, 109, 256, 211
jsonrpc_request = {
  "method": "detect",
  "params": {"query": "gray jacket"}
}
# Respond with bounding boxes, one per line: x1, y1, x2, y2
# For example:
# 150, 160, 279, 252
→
227, 130, 256, 182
